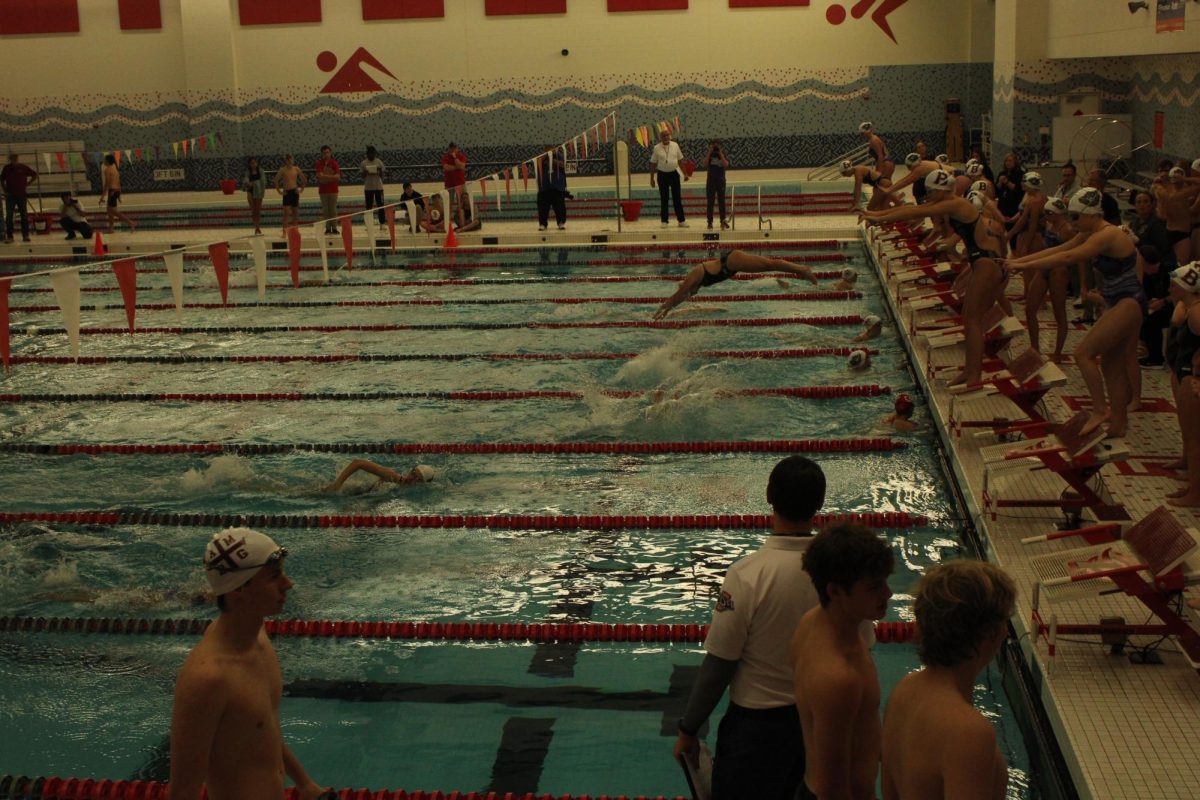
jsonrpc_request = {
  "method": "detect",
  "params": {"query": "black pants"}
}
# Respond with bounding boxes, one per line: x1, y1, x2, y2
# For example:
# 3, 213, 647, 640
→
537, 188, 566, 227
5, 195, 29, 239
364, 190, 386, 224
712, 702, 805, 800
60, 216, 93, 240
1141, 303, 1173, 365
707, 180, 727, 226
657, 170, 685, 223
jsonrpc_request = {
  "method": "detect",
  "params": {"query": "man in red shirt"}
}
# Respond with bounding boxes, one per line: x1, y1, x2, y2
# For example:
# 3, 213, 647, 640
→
315, 145, 341, 235
1, 153, 38, 243
441, 142, 467, 200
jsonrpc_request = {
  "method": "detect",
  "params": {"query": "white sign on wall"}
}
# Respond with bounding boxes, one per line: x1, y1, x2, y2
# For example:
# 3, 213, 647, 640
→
153, 168, 185, 181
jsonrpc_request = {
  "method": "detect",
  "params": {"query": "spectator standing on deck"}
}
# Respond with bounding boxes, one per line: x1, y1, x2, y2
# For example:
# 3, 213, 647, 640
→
361, 146, 387, 226
1, 153, 37, 242
650, 128, 688, 228
441, 142, 467, 200
242, 157, 266, 235
704, 139, 730, 230
315, 145, 341, 235
536, 146, 568, 231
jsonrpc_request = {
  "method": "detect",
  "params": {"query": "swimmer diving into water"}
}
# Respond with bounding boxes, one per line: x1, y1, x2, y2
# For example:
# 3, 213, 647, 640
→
654, 250, 819, 320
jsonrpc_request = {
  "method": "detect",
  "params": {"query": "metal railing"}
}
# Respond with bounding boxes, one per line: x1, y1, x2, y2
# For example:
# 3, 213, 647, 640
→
806, 143, 872, 181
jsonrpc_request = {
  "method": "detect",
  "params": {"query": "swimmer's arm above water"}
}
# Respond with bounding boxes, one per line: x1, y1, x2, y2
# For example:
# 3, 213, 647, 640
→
324, 459, 416, 492
653, 268, 705, 320
861, 198, 953, 224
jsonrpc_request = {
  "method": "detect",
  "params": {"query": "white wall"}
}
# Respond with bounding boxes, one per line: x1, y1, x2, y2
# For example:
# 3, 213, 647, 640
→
1047, 0, 1200, 58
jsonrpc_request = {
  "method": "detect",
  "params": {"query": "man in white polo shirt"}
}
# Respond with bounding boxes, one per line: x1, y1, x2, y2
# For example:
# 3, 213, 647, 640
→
673, 456, 826, 799
650, 128, 689, 228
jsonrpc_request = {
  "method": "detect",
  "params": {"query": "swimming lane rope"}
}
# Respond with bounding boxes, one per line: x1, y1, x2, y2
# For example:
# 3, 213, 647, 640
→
0, 385, 891, 404
0, 510, 926, 530
12, 315, 864, 336
0, 616, 917, 644
8, 292, 862, 314
8, 347, 880, 365
0, 438, 906, 456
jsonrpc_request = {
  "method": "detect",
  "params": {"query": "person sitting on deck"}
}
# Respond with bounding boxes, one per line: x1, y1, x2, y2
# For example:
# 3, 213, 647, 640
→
653, 250, 819, 320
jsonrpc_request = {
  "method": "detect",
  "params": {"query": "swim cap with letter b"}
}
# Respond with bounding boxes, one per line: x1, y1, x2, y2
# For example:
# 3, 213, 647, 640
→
1172, 262, 1200, 293
970, 179, 990, 197
935, 154, 950, 165
965, 162, 983, 178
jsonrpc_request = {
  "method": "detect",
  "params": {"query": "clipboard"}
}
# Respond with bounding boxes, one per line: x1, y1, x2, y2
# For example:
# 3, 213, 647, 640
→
680, 741, 713, 800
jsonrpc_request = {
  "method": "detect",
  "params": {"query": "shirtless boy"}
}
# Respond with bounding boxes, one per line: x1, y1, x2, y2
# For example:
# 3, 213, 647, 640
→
881, 561, 1016, 800
793, 523, 895, 800
168, 528, 329, 800
274, 154, 307, 235
1154, 166, 1200, 263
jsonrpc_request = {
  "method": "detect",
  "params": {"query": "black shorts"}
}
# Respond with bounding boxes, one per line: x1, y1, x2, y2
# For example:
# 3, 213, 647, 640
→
282, 189, 300, 208
1167, 229, 1190, 247
106, 191, 121, 208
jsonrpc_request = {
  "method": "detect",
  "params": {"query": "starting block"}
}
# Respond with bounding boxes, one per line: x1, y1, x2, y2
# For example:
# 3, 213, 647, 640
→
949, 349, 1068, 439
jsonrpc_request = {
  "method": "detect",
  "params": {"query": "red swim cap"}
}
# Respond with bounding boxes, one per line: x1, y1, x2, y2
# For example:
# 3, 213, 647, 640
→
894, 394, 915, 417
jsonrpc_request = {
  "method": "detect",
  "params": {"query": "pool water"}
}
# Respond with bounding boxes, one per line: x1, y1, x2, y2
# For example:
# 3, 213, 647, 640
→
0, 243, 1037, 797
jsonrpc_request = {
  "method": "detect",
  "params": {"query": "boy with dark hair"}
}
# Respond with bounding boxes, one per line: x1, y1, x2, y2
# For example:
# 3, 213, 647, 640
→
793, 523, 894, 800
673, 456, 827, 800
882, 561, 1016, 800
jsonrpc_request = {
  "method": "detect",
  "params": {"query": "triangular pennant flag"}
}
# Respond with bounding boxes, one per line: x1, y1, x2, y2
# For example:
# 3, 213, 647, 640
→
249, 235, 268, 300
135, 148, 143, 162
182, 139, 189, 156
504, 168, 512, 201
171, 142, 179, 158
208, 133, 217, 152
208, 242, 231, 305
582, 130, 589, 159
286, 227, 302, 288
111, 259, 138, 333
163, 249, 185, 320
49, 269, 82, 361
311, 221, 330, 282
674, 116, 682, 134
43, 152, 53, 174
385, 205, 398, 251
124, 149, 132, 164
113, 149, 122, 166
520, 162, 529, 191
198, 136, 207, 153
67, 152, 79, 171
0, 279, 9, 373
341, 221, 354, 272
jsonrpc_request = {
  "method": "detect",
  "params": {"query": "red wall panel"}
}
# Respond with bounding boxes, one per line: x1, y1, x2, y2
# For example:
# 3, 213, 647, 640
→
485, 0, 566, 14
362, 0, 444, 19
0, 0, 80, 35
607, 0, 688, 10
118, 0, 163, 30
238, 0, 322, 26
729, 0, 808, 6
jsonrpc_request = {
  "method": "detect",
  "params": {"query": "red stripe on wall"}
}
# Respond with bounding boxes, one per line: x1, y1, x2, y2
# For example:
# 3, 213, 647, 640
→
118, 0, 163, 30
729, 0, 808, 6
0, 0, 80, 35
485, 0, 567, 14
608, 0, 688, 10
238, 0, 322, 26
362, 0, 444, 19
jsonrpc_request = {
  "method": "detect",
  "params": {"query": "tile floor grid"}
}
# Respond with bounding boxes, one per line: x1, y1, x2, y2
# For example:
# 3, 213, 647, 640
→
869, 228, 1200, 800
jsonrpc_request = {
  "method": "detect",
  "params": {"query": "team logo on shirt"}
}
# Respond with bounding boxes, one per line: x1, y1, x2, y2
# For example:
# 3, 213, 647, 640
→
715, 591, 735, 613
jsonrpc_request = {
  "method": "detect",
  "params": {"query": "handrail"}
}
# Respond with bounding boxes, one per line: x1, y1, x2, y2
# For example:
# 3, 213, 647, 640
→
807, 142, 872, 181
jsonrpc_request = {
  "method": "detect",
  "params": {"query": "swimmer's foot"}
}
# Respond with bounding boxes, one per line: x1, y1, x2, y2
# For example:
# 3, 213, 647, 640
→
1164, 456, 1187, 471
1078, 410, 1111, 438
1167, 486, 1189, 499
1127, 399, 1142, 413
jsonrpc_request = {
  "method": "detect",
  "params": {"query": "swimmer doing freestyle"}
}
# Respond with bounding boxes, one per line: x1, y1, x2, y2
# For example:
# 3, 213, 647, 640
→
653, 250, 819, 320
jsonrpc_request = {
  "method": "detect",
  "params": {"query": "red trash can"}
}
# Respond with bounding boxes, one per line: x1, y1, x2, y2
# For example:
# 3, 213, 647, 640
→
619, 200, 643, 222
219, 179, 238, 194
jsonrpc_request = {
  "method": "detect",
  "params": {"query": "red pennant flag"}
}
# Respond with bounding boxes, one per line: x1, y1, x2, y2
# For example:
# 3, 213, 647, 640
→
199, 136, 207, 153
113, 149, 122, 166
385, 206, 397, 252
286, 227, 302, 287
520, 162, 529, 191
182, 139, 189, 156
55, 152, 66, 171
110, 259, 138, 333
341, 221, 354, 271
208, 242, 230, 305
0, 280, 9, 373
504, 168, 512, 201
135, 148, 143, 161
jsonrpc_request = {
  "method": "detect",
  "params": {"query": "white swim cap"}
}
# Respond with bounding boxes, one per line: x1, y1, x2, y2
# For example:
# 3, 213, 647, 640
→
841, 267, 858, 281
965, 162, 984, 178
413, 464, 436, 482
1043, 197, 1068, 216
965, 158, 980, 168
904, 153, 921, 168
924, 170, 955, 193
1068, 187, 1104, 215
935, 154, 950, 165
967, 191, 987, 211
204, 528, 286, 596
970, 179, 990, 197
858, 121, 873, 133
864, 314, 882, 328
1172, 262, 1200, 293
1193, 158, 1200, 173
1021, 171, 1043, 189
840, 159, 854, 176
847, 349, 871, 370
1169, 166, 1186, 180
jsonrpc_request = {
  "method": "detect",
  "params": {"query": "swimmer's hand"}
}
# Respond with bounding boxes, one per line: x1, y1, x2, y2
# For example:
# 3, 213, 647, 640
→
673, 731, 700, 766
653, 305, 672, 321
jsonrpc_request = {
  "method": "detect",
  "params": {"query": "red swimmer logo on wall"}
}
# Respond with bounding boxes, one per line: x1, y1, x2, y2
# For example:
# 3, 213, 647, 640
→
825, 0, 911, 44
317, 47, 397, 93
